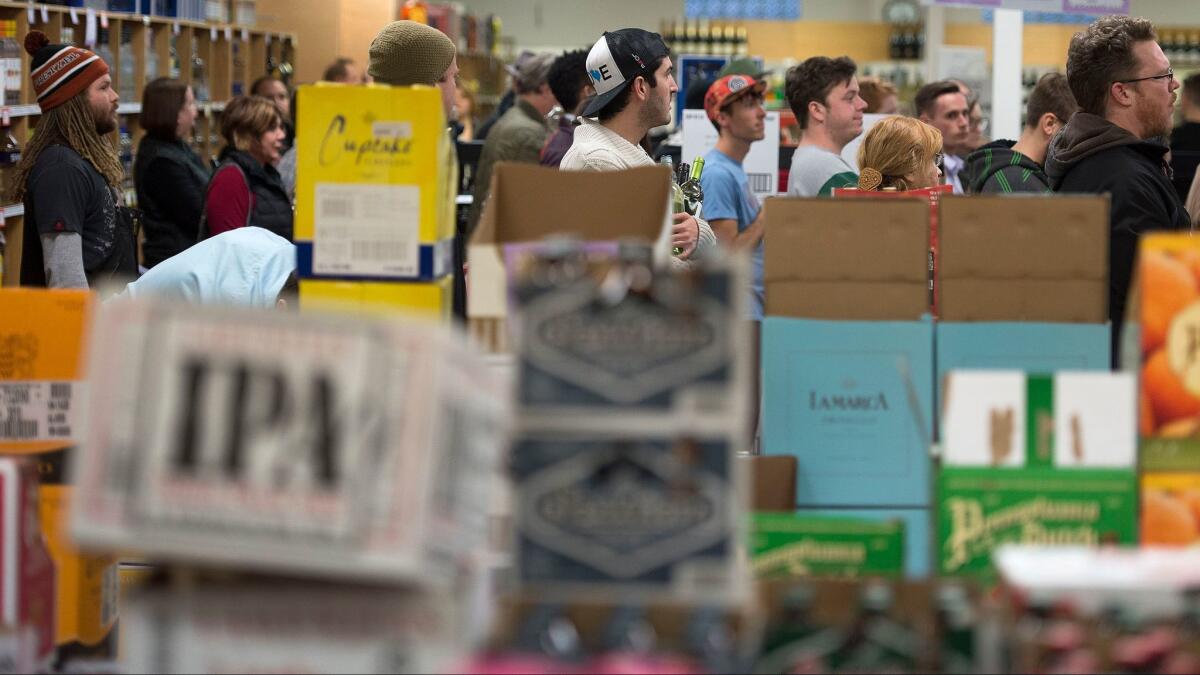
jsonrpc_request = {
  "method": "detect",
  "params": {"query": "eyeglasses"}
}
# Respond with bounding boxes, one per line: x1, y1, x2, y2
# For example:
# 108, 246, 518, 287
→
1117, 68, 1174, 85
934, 152, 944, 167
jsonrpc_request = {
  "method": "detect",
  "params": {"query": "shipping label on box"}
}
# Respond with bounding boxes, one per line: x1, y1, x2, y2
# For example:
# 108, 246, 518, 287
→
513, 252, 749, 434
750, 512, 904, 580
511, 434, 745, 603
761, 316, 934, 508
937, 467, 1137, 579
295, 84, 455, 281
71, 297, 508, 584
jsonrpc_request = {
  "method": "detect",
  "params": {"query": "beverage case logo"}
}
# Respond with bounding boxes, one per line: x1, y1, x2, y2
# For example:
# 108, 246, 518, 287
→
753, 539, 867, 576
521, 287, 728, 404
941, 496, 1101, 573
319, 114, 416, 168
520, 443, 729, 579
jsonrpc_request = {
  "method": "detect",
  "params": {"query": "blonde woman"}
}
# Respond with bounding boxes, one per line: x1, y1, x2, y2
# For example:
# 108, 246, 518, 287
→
855, 116, 944, 191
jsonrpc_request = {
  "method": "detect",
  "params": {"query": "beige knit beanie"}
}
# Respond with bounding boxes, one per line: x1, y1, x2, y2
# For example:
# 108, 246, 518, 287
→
368, 21, 457, 86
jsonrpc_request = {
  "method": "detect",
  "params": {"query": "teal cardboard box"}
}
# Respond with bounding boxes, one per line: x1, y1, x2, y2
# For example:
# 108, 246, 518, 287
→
761, 317, 935, 508
935, 322, 1110, 409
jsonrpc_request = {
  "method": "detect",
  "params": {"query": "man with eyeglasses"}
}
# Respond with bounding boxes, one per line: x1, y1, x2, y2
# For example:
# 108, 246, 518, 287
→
1046, 15, 1190, 368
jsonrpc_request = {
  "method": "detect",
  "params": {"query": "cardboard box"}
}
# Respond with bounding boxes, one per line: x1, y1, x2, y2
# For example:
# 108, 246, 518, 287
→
750, 512, 904, 580
0, 290, 118, 651
937, 195, 1109, 323
512, 250, 750, 435
71, 298, 509, 585
936, 322, 1111, 410
510, 433, 746, 604
762, 197, 931, 321
761, 317, 935, 508
1131, 234, 1200, 456
0, 458, 55, 668
794, 508, 931, 579
299, 277, 452, 321
294, 83, 456, 282
741, 455, 796, 512
938, 370, 1138, 580
467, 164, 672, 346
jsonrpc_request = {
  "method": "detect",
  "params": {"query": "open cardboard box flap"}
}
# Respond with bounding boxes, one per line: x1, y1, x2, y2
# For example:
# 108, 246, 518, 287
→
763, 197, 930, 321
471, 162, 670, 245
468, 163, 671, 321
938, 194, 1109, 323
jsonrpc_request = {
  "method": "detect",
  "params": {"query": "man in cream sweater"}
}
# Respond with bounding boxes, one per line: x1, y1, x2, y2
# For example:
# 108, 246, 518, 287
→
561, 29, 716, 263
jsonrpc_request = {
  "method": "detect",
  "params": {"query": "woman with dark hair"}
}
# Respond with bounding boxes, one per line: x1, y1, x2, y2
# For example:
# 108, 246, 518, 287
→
134, 77, 208, 267
202, 95, 291, 240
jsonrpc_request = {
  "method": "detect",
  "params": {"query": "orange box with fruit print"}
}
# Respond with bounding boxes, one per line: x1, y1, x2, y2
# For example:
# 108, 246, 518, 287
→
1134, 235, 1200, 442
1133, 234, 1200, 547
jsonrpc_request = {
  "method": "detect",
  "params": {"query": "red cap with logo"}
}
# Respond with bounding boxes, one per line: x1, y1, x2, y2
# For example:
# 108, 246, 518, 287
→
704, 74, 767, 122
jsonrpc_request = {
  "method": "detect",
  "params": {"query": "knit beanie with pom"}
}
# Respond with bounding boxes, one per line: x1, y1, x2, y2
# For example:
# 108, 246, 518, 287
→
368, 21, 456, 87
25, 31, 109, 112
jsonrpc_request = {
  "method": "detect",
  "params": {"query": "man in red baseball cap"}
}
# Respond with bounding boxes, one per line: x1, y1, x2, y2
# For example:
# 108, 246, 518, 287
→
702, 73, 769, 445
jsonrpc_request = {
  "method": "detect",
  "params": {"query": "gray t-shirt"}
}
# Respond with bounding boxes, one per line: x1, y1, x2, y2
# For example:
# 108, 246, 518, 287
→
787, 144, 858, 197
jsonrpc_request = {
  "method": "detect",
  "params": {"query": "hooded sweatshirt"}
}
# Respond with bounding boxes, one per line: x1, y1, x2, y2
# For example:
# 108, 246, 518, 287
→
120, 227, 296, 308
1044, 112, 1190, 366
964, 140, 1051, 194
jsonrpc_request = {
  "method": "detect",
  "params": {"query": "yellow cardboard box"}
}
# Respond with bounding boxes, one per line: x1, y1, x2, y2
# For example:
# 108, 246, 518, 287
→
295, 83, 456, 282
0, 290, 118, 652
299, 277, 452, 320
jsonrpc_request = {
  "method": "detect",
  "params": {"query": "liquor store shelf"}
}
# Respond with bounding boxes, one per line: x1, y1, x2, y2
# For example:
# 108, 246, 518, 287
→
1, 203, 22, 219
4, 101, 228, 119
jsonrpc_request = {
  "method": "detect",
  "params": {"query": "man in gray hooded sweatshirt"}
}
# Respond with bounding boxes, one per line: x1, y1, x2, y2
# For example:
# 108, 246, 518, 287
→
1045, 15, 1190, 366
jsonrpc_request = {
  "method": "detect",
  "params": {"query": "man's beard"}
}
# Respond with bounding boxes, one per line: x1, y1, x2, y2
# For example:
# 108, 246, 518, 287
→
640, 93, 670, 130
1136, 100, 1171, 140
92, 104, 116, 135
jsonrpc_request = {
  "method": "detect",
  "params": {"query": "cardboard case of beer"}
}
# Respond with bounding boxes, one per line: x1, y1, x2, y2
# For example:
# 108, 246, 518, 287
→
937, 370, 1138, 580
294, 83, 456, 282
0, 290, 118, 651
70, 297, 509, 585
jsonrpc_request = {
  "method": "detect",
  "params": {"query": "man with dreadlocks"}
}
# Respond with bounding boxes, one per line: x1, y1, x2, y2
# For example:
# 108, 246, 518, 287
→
16, 30, 134, 288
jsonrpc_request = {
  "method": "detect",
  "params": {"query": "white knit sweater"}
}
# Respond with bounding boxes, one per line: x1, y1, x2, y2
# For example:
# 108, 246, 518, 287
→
560, 119, 718, 265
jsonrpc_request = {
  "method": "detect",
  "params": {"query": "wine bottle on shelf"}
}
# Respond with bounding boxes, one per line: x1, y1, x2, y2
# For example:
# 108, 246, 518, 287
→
0, 109, 22, 202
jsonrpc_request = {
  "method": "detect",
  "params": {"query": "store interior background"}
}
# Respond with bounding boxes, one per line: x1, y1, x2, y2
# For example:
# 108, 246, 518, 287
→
254, 0, 1200, 148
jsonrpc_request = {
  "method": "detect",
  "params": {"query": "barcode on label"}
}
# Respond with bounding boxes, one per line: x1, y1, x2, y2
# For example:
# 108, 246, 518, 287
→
51, 382, 71, 399
0, 415, 37, 439
351, 241, 411, 261
748, 173, 773, 193
321, 197, 354, 219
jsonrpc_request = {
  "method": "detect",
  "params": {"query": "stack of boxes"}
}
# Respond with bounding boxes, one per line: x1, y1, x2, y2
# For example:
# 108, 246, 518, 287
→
507, 240, 752, 604
761, 198, 935, 578
294, 83, 457, 320
760, 193, 1113, 579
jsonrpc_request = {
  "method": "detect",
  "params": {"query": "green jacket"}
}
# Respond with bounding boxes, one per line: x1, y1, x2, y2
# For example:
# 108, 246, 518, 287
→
964, 140, 1051, 194
468, 98, 550, 234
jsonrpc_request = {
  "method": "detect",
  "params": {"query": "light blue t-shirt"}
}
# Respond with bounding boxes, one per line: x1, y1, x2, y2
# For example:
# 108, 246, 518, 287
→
701, 148, 764, 320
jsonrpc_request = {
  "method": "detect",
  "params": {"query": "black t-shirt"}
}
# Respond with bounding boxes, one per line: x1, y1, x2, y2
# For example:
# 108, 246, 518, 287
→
27, 144, 118, 271
20, 144, 136, 287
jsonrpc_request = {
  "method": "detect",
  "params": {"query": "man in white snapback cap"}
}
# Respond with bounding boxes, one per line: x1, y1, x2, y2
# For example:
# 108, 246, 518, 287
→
561, 28, 716, 264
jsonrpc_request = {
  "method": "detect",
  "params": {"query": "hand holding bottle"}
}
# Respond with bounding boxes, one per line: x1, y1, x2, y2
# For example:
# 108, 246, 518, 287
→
672, 213, 700, 260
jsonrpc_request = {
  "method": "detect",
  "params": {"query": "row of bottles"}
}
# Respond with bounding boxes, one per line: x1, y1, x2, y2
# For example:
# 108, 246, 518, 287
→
661, 155, 705, 257
888, 24, 925, 61
402, 1, 502, 57
1161, 29, 1200, 66
662, 19, 749, 57
0, 22, 20, 107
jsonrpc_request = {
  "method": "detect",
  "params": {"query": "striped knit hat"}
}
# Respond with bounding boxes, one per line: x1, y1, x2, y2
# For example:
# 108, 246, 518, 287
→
25, 31, 109, 112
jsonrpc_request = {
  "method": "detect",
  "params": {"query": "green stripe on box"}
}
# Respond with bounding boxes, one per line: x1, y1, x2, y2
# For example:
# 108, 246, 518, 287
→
1026, 375, 1054, 468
